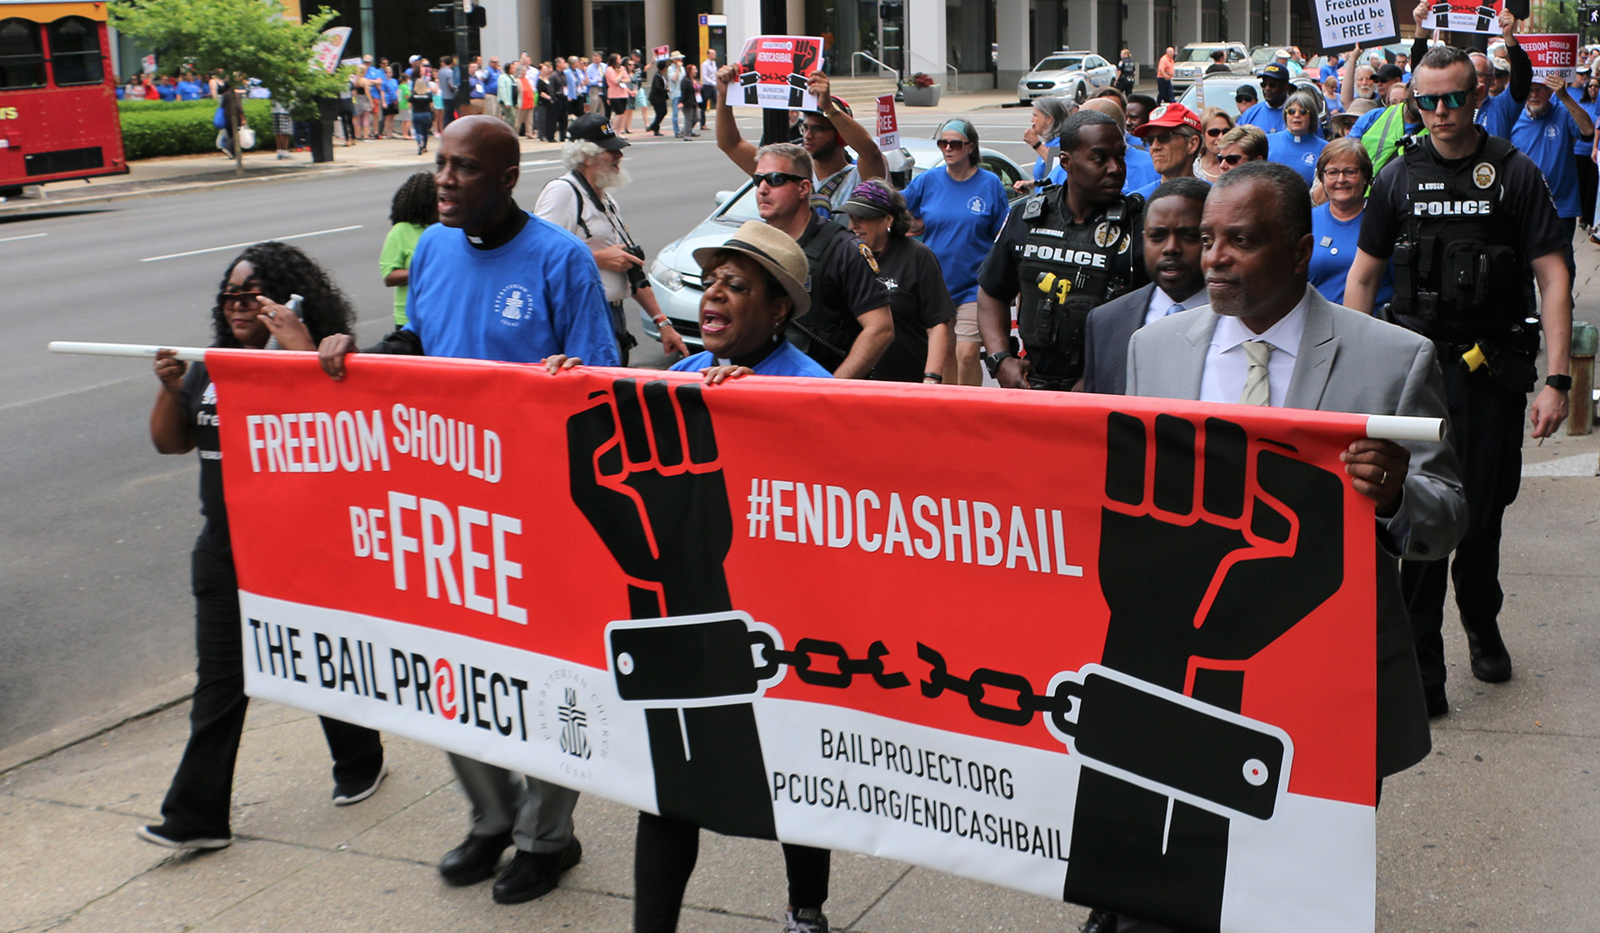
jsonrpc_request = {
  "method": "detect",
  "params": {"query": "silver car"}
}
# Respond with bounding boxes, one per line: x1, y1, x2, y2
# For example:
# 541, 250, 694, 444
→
1016, 50, 1116, 105
641, 140, 1026, 351
1170, 42, 1251, 91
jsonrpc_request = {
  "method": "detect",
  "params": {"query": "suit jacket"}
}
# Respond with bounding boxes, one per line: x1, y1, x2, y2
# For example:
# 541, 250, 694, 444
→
1082, 282, 1157, 395
1126, 287, 1466, 776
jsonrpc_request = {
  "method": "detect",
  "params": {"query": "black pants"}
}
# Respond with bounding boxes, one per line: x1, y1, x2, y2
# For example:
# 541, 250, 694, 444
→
1156, 78, 1173, 102
535, 104, 551, 141
647, 95, 668, 132
633, 811, 829, 933
553, 95, 571, 141
157, 547, 384, 836
1403, 364, 1527, 688
1578, 154, 1598, 228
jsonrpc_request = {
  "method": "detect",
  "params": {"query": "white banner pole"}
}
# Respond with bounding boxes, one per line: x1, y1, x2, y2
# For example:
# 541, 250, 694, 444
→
49, 341, 208, 363
1365, 415, 1443, 442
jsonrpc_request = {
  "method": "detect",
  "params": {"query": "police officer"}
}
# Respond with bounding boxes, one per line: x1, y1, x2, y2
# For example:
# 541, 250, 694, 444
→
1345, 46, 1572, 717
976, 110, 1148, 391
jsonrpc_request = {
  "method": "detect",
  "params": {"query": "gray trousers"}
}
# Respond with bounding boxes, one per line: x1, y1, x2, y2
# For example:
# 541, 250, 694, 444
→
447, 753, 578, 854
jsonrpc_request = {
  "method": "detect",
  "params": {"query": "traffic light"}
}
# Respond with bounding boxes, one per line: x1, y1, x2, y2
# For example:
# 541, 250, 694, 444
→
1586, 4, 1600, 27
467, 4, 487, 29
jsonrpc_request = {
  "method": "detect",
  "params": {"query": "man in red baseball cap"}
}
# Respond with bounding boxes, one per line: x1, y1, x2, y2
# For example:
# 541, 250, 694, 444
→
1127, 102, 1205, 199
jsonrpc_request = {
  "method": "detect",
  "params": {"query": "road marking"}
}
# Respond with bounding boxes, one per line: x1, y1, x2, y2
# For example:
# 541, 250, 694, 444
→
140, 225, 364, 262
0, 232, 48, 244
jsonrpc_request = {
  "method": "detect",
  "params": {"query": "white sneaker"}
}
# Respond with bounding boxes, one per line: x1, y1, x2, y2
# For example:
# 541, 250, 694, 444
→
332, 762, 389, 806
783, 908, 829, 933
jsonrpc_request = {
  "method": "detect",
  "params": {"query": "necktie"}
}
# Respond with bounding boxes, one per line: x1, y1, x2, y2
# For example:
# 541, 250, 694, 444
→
1169, 302, 1184, 316
1239, 340, 1273, 406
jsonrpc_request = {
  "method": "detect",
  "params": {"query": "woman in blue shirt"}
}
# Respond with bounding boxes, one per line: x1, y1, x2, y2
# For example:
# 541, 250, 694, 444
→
1575, 77, 1600, 230
1308, 138, 1392, 308
1266, 89, 1326, 186
904, 118, 1008, 386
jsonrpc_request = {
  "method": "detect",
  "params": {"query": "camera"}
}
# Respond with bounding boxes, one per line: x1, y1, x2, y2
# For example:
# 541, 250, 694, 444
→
623, 243, 649, 291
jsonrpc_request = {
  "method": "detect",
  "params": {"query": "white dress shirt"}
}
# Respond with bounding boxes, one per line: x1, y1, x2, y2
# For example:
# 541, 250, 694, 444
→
1144, 286, 1207, 328
1198, 290, 1310, 408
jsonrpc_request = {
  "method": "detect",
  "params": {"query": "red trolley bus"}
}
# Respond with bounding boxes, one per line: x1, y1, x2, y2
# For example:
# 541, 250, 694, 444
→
0, 1, 126, 198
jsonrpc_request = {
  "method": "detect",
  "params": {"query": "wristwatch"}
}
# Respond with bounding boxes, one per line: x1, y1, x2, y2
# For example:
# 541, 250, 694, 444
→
1546, 374, 1573, 392
985, 350, 1017, 379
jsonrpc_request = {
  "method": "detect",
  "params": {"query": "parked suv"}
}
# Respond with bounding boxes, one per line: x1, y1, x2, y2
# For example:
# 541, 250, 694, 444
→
1017, 50, 1117, 104
1170, 42, 1250, 90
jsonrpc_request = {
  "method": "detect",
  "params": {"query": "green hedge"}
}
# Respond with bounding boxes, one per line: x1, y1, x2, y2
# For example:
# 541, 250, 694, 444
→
118, 99, 273, 160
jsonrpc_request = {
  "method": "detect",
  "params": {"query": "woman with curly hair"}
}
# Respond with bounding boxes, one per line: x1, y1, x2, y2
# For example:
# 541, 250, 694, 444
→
835, 179, 956, 383
138, 242, 385, 851
380, 172, 438, 327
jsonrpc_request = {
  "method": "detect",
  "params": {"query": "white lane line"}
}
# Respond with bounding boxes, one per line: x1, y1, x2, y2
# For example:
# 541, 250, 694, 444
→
519, 159, 561, 169
140, 225, 364, 263
0, 232, 48, 244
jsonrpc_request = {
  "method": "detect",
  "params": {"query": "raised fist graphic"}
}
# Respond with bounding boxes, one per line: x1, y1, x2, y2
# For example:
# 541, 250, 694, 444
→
1097, 412, 1345, 692
567, 377, 734, 617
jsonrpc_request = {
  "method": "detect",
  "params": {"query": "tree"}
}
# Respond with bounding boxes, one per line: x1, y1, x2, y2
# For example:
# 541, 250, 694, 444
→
1531, 0, 1581, 33
111, 0, 346, 174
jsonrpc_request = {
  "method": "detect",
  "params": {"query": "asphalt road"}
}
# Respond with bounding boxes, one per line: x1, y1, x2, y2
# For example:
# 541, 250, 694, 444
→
0, 109, 1038, 750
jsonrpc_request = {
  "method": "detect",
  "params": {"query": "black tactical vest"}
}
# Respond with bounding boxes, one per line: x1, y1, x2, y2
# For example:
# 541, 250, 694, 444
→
1389, 135, 1523, 341
1015, 186, 1142, 388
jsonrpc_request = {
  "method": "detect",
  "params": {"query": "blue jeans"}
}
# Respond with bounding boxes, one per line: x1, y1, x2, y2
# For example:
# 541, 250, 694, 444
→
670, 95, 681, 135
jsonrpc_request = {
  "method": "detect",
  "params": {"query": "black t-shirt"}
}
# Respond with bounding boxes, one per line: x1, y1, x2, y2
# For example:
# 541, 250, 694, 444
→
181, 361, 230, 555
977, 187, 1147, 305
1358, 130, 1570, 267
801, 215, 892, 321
870, 236, 957, 382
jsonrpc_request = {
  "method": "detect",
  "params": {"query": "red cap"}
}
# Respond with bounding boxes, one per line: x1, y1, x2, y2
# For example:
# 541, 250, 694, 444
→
1133, 102, 1203, 137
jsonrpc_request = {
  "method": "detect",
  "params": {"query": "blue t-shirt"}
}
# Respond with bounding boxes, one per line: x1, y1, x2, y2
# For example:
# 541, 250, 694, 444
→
1309, 202, 1392, 308
176, 79, 204, 100
1131, 173, 1212, 200
1475, 89, 1523, 140
671, 341, 832, 378
157, 83, 177, 101
1126, 131, 1145, 151
1512, 103, 1590, 218
903, 165, 1009, 305
1267, 131, 1327, 186
1046, 145, 1158, 195
1575, 98, 1600, 155
404, 214, 619, 365
1239, 99, 1287, 134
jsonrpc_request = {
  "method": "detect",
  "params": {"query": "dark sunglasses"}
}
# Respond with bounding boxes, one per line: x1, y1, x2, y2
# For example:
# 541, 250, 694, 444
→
1206, 127, 1227, 137
1284, 107, 1313, 117
1217, 153, 1247, 166
935, 138, 970, 150
1146, 130, 1192, 146
1413, 89, 1470, 111
219, 289, 264, 306
751, 171, 807, 187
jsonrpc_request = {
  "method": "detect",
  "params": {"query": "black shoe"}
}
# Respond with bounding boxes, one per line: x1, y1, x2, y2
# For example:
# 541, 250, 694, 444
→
137, 823, 232, 851
1424, 682, 1449, 718
1079, 910, 1117, 933
438, 831, 512, 886
332, 761, 388, 806
491, 837, 582, 904
1465, 627, 1513, 683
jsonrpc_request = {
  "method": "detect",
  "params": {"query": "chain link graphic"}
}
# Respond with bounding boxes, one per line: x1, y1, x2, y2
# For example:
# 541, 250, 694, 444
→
751, 633, 911, 690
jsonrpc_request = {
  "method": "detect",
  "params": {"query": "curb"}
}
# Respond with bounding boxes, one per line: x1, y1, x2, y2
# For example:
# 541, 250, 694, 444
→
0, 162, 374, 216
0, 674, 195, 775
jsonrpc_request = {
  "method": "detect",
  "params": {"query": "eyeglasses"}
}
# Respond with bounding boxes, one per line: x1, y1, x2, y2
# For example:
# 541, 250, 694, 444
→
1322, 167, 1363, 178
1147, 130, 1191, 146
752, 171, 808, 188
1413, 89, 1470, 111
1216, 153, 1247, 166
220, 289, 263, 307
1284, 107, 1313, 117
935, 138, 969, 150
1205, 127, 1227, 137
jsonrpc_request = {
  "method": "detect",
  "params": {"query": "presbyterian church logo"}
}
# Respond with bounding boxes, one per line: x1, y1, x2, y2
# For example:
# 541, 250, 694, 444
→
557, 688, 591, 759
538, 669, 610, 779
495, 283, 533, 326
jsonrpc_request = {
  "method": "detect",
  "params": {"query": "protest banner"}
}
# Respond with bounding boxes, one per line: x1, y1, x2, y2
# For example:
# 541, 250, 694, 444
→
653, 44, 670, 61
1309, 0, 1397, 53
1421, 0, 1506, 35
1518, 33, 1579, 82
310, 26, 352, 75
876, 94, 899, 152
189, 351, 1409, 932
730, 35, 824, 110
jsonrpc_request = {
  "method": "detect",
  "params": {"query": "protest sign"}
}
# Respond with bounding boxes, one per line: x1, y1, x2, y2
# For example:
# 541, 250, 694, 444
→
730, 35, 824, 110
1519, 33, 1579, 82
208, 352, 1391, 933
1310, 0, 1397, 53
310, 26, 352, 75
876, 94, 899, 152
653, 44, 670, 61
1422, 0, 1506, 35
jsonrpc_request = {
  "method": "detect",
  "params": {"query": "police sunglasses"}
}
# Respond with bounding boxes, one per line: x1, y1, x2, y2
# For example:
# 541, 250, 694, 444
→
751, 171, 808, 187
1216, 153, 1247, 166
1413, 89, 1470, 111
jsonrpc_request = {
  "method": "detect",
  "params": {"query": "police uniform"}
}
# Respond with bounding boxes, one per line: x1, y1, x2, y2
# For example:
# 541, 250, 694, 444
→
1358, 130, 1570, 694
785, 214, 891, 372
976, 184, 1147, 390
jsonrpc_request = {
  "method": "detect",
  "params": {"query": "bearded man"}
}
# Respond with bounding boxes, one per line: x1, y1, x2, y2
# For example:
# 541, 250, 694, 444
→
534, 112, 687, 363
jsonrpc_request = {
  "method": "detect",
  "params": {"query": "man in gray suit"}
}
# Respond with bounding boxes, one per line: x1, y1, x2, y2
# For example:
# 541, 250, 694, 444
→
1111, 162, 1466, 933
1081, 177, 1209, 394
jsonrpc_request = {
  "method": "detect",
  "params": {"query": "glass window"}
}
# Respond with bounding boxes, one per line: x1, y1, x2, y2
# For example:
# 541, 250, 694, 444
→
48, 17, 102, 86
1034, 57, 1082, 73
0, 18, 46, 89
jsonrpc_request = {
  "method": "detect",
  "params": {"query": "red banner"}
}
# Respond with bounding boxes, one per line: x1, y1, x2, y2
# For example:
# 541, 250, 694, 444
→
1421, 0, 1506, 35
731, 35, 824, 110
1519, 33, 1580, 82
211, 351, 1380, 932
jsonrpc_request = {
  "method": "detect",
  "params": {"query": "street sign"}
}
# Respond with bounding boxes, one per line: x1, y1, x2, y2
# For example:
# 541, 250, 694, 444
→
1586, 5, 1600, 26
876, 94, 899, 152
